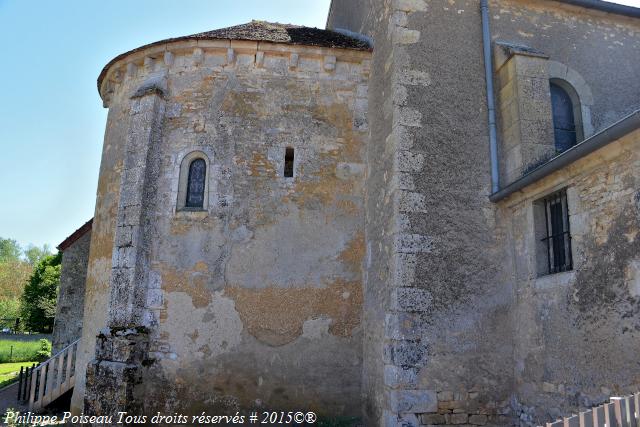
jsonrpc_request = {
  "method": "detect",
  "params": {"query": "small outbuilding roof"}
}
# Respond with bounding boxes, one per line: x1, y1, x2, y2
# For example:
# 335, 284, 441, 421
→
57, 218, 93, 252
98, 21, 371, 92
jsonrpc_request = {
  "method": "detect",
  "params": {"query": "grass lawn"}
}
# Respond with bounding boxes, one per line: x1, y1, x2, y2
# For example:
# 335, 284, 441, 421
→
0, 339, 47, 363
0, 361, 37, 388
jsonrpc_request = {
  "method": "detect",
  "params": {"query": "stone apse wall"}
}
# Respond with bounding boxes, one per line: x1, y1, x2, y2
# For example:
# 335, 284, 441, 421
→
72, 39, 371, 417
328, 0, 640, 425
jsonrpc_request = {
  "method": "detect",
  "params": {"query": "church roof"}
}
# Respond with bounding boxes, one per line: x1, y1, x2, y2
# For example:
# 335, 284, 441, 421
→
98, 21, 371, 92
187, 21, 371, 50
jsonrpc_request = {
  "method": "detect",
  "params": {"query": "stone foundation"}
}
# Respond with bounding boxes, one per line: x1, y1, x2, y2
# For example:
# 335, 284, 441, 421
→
84, 328, 149, 423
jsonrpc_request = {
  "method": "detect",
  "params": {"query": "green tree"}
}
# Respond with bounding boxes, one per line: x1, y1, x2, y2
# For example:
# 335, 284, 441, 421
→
0, 237, 27, 300
20, 253, 62, 333
0, 238, 21, 263
23, 244, 52, 266
0, 298, 21, 331
0, 261, 32, 301
0, 298, 20, 320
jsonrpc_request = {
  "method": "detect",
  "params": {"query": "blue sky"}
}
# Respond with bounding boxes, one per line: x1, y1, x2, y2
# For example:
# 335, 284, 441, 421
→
0, 0, 330, 251
0, 0, 638, 251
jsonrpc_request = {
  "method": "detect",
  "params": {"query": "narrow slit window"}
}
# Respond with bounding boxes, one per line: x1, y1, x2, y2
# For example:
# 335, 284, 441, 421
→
185, 158, 206, 208
284, 147, 294, 178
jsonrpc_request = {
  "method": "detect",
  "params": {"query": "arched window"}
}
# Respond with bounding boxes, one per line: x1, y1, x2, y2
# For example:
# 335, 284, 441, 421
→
550, 82, 577, 153
185, 158, 206, 208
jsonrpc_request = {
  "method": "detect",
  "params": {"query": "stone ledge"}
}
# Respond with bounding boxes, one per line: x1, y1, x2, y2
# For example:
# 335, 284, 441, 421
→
100, 40, 372, 102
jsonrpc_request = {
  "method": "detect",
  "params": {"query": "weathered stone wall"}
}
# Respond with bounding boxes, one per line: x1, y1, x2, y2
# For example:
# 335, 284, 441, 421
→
329, 0, 640, 425
485, 3, 640, 421
72, 0, 639, 421
71, 100, 130, 414
78, 39, 371, 418
503, 129, 640, 425
330, 0, 515, 425
495, 48, 556, 185
381, 2, 515, 425
492, 0, 640, 185
52, 230, 91, 353
491, 0, 640, 135
330, 0, 400, 424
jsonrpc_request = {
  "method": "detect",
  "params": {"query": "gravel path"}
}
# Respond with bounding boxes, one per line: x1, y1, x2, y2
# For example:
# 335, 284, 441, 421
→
0, 381, 27, 417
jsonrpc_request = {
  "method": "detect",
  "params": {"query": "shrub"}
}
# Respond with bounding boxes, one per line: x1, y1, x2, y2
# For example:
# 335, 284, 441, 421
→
35, 339, 52, 361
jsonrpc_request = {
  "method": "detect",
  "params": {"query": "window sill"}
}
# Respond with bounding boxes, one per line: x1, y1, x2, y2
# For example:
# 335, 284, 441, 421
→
534, 270, 575, 291
175, 208, 208, 219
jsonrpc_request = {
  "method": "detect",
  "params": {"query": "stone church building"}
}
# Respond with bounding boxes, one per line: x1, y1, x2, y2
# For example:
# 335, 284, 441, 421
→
50, 0, 639, 425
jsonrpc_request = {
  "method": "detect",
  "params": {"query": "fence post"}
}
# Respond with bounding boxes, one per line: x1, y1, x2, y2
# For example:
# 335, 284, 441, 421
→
594, 405, 605, 427
23, 366, 29, 400
566, 415, 580, 427
25, 366, 30, 401
579, 409, 594, 427
28, 365, 37, 408
623, 396, 634, 427
17, 366, 23, 400
29, 363, 35, 399
605, 402, 619, 427
612, 398, 628, 427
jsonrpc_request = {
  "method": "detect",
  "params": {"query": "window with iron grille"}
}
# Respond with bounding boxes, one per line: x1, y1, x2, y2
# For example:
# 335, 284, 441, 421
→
539, 189, 573, 275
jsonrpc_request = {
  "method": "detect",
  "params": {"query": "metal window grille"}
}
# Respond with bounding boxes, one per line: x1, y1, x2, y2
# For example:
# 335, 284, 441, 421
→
541, 189, 573, 274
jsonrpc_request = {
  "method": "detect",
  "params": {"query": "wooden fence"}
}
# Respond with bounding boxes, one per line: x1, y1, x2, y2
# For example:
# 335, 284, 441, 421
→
543, 393, 640, 427
16, 338, 79, 411
15, 362, 36, 400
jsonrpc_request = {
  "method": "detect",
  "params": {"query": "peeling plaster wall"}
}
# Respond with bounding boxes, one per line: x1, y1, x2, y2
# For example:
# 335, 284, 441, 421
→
330, 0, 398, 424
71, 102, 129, 414
82, 41, 371, 417
52, 230, 91, 353
503, 129, 640, 424
74, 0, 639, 421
